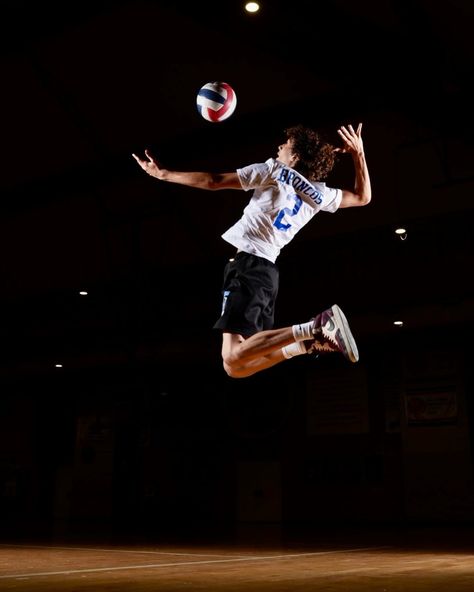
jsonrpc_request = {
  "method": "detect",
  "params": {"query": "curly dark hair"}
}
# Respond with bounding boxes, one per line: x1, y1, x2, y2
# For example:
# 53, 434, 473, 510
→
285, 124, 337, 181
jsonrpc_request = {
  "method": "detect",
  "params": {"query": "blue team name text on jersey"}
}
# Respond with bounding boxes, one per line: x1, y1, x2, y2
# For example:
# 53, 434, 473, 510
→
277, 167, 323, 205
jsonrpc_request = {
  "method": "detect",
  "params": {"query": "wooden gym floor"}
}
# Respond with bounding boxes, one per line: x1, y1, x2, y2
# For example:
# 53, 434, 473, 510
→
0, 527, 473, 591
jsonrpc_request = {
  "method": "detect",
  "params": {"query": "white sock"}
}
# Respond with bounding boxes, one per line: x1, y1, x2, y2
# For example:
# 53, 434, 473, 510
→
292, 321, 313, 341
282, 341, 308, 359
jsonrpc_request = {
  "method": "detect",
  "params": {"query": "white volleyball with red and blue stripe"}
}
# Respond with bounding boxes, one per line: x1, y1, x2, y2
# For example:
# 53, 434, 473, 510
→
196, 82, 237, 122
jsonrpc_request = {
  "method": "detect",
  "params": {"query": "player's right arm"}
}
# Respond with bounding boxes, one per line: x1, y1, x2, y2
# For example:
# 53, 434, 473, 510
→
132, 150, 242, 190
334, 124, 372, 209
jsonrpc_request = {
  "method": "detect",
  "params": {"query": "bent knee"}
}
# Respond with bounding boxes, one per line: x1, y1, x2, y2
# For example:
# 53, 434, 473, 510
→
223, 361, 245, 379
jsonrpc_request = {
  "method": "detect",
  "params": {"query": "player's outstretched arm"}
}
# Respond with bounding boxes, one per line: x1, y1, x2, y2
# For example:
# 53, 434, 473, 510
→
335, 123, 372, 209
132, 150, 242, 191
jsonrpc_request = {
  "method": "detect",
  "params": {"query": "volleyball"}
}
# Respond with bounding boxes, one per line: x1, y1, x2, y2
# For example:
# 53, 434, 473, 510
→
196, 82, 237, 122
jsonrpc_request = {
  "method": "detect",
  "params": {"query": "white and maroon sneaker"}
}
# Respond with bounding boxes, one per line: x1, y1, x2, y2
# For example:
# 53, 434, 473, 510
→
309, 304, 359, 363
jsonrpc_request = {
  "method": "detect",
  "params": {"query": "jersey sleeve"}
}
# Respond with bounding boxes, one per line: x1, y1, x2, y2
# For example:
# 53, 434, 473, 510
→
320, 186, 342, 213
236, 160, 273, 191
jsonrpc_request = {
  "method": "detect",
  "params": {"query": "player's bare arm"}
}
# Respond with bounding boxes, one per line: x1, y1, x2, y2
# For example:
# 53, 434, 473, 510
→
335, 123, 372, 209
132, 150, 241, 190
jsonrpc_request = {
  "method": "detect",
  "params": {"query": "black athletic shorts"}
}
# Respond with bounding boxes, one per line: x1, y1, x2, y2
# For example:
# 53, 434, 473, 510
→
213, 251, 279, 338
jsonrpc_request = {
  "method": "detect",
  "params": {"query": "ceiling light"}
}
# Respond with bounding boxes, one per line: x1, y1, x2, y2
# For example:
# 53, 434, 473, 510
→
79, 291, 88, 296
395, 227, 407, 240
245, 2, 260, 13
393, 321, 404, 327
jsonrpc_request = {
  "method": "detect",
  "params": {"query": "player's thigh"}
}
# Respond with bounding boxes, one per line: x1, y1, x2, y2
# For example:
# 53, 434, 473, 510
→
221, 332, 245, 358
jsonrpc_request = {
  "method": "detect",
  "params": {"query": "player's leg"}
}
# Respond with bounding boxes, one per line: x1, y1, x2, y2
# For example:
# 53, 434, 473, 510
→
221, 331, 292, 378
221, 303, 359, 378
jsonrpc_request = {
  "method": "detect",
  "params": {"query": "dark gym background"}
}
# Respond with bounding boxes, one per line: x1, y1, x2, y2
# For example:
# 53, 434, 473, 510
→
1, 0, 473, 545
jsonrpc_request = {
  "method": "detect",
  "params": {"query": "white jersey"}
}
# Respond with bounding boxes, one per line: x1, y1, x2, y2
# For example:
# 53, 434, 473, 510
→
221, 158, 342, 263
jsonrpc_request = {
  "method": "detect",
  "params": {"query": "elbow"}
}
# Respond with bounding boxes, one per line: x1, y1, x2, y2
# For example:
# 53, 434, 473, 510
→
193, 174, 219, 190
208, 173, 225, 190
358, 191, 371, 206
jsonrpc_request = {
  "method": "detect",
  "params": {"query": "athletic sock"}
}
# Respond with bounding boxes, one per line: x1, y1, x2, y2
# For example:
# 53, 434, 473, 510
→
292, 321, 313, 341
282, 341, 308, 359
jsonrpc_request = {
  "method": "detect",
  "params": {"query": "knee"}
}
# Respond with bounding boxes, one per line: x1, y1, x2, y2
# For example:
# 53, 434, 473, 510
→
222, 344, 249, 378
223, 361, 244, 379
222, 352, 248, 378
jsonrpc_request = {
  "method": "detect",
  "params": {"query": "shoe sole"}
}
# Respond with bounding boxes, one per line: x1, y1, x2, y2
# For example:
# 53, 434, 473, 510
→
331, 304, 359, 363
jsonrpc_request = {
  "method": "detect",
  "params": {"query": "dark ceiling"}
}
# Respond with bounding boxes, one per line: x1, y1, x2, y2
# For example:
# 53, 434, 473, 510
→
1, 0, 473, 378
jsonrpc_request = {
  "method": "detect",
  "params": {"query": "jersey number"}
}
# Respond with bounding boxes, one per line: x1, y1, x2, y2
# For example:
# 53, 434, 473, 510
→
273, 194, 302, 231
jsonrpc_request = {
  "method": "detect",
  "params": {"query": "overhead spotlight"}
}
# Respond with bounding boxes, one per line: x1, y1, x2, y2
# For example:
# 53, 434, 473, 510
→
79, 291, 88, 296
55, 364, 63, 368
393, 321, 404, 327
395, 227, 407, 241
245, 2, 260, 13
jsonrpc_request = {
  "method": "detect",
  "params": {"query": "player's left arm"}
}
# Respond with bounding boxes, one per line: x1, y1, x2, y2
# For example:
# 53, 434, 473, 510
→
335, 123, 372, 209
132, 150, 242, 191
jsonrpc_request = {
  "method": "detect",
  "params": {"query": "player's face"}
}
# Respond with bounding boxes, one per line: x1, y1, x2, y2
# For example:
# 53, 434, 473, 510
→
277, 139, 297, 166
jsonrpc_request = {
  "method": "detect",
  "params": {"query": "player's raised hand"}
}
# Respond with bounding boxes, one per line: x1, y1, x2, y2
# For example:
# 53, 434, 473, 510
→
334, 123, 364, 155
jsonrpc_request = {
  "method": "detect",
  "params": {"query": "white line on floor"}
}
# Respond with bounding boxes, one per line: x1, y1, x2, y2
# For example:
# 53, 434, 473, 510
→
0, 546, 390, 580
